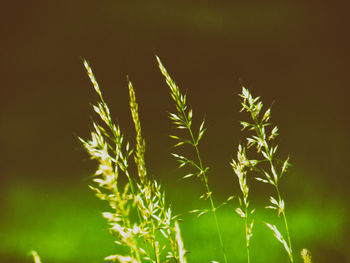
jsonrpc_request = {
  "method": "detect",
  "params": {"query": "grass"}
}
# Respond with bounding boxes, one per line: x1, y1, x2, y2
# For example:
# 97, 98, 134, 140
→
79, 56, 305, 262
157, 56, 229, 263
235, 87, 294, 262
22, 56, 345, 262
79, 59, 186, 263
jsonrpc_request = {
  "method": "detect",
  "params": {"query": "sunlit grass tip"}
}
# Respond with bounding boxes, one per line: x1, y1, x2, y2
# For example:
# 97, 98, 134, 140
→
30, 251, 41, 263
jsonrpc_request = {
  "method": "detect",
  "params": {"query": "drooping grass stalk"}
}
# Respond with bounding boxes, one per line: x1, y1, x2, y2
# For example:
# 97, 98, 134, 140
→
239, 87, 294, 262
231, 145, 255, 263
156, 56, 228, 263
80, 60, 187, 263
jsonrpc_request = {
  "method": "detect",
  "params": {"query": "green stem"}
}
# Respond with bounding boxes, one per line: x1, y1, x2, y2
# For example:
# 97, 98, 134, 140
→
276, 186, 294, 263
133, 241, 142, 263
124, 169, 136, 196
183, 112, 227, 263
244, 207, 251, 263
152, 222, 160, 263
252, 111, 293, 263
206, 178, 228, 263
146, 201, 160, 263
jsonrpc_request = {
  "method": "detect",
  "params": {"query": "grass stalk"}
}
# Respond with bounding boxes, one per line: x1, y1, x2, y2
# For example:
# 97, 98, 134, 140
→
151, 222, 160, 263
80, 59, 187, 263
245, 218, 251, 263
239, 87, 294, 262
157, 56, 228, 263
276, 186, 293, 263
231, 144, 254, 263
186, 113, 227, 263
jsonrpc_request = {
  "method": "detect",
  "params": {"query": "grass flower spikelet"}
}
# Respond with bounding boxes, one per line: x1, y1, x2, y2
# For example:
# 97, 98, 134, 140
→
157, 56, 228, 263
80, 59, 187, 263
239, 87, 294, 262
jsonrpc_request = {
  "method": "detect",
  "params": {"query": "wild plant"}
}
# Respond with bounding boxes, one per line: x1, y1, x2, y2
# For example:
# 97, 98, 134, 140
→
78, 60, 187, 263
30, 58, 314, 263
156, 56, 229, 263
238, 87, 294, 262
231, 144, 255, 263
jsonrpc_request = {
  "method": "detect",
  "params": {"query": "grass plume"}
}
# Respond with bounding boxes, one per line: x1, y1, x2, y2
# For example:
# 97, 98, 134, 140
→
238, 87, 294, 262
231, 144, 255, 263
79, 60, 187, 263
156, 56, 228, 263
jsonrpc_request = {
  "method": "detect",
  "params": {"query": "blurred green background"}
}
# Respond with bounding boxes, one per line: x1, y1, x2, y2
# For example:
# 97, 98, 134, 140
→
1, 1, 349, 262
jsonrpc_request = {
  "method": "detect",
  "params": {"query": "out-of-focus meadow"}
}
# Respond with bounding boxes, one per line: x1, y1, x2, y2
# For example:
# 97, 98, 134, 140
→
1, 1, 349, 262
